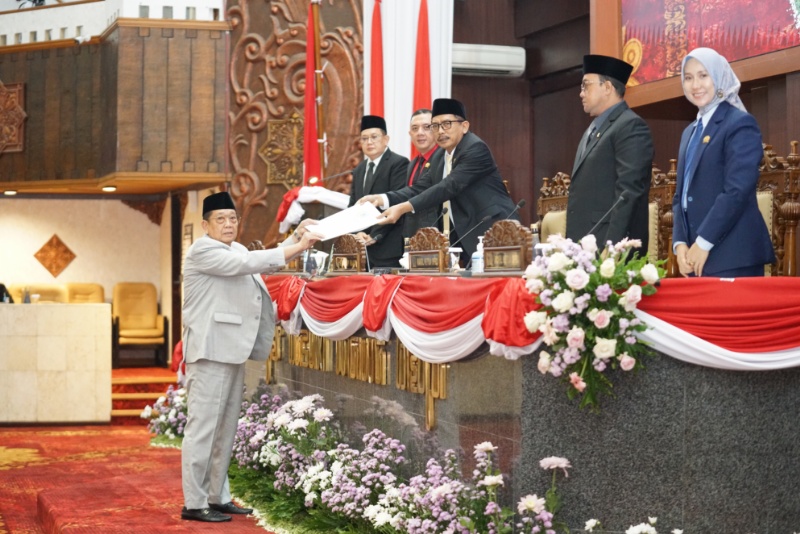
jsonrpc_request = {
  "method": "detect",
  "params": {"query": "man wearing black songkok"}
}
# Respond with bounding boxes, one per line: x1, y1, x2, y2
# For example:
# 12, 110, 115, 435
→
368, 98, 517, 260
566, 54, 654, 255
349, 115, 409, 268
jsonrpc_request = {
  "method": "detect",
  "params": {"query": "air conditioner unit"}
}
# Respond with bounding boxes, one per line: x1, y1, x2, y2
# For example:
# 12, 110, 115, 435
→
451, 43, 526, 78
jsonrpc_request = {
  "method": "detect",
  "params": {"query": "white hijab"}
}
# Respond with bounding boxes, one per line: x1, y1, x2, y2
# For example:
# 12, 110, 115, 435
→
681, 47, 747, 116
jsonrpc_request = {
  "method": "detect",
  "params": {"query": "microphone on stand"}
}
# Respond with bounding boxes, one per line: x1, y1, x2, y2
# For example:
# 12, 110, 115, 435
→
503, 198, 526, 220
307, 167, 358, 185
448, 215, 492, 250
432, 206, 449, 230
586, 193, 627, 237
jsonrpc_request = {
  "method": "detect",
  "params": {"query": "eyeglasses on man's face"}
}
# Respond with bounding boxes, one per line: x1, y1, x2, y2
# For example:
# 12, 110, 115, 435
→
580, 79, 604, 92
360, 134, 384, 144
430, 120, 465, 132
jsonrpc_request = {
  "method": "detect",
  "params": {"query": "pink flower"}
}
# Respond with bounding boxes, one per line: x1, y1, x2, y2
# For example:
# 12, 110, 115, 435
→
592, 309, 612, 329
566, 327, 585, 349
569, 372, 587, 392
619, 353, 636, 371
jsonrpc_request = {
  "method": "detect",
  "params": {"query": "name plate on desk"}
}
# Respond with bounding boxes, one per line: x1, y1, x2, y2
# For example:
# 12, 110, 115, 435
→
482, 220, 533, 272
408, 250, 447, 271
484, 246, 524, 271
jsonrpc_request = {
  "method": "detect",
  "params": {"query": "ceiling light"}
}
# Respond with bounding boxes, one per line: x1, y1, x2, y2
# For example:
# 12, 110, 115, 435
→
101, 186, 117, 192
3, 190, 17, 196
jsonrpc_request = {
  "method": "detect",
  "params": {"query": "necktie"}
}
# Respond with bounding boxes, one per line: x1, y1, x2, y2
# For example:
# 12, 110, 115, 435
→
409, 155, 424, 186
681, 121, 704, 210
364, 161, 375, 191
581, 125, 596, 157
443, 153, 453, 236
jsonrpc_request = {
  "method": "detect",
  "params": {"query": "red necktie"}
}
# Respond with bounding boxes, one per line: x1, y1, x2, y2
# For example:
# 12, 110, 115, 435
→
409, 155, 424, 186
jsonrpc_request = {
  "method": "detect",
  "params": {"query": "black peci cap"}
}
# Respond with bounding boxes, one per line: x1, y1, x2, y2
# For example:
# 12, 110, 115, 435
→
582, 54, 634, 84
203, 192, 236, 215
432, 98, 467, 119
360, 115, 387, 132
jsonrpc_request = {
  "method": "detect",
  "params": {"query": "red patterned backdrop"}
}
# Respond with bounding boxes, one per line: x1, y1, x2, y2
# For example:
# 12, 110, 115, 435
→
621, 0, 800, 85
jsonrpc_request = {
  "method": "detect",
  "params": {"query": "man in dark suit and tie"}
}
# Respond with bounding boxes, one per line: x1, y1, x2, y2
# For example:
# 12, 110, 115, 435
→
350, 115, 409, 268
369, 98, 518, 260
566, 55, 654, 254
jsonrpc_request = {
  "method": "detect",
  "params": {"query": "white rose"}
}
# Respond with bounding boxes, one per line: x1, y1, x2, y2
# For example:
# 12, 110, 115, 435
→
547, 252, 573, 273
524, 262, 545, 279
640, 263, 660, 284
526, 277, 544, 294
599, 258, 616, 278
537, 351, 552, 374
565, 268, 590, 290
524, 311, 548, 333
621, 284, 643, 311
592, 337, 617, 360
551, 291, 575, 313
580, 234, 598, 254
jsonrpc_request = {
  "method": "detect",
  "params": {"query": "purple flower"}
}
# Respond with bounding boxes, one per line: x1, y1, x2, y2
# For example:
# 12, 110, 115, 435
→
595, 283, 612, 302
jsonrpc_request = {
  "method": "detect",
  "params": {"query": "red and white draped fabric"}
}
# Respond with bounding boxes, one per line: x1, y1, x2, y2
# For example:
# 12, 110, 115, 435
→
363, 0, 453, 159
262, 275, 800, 370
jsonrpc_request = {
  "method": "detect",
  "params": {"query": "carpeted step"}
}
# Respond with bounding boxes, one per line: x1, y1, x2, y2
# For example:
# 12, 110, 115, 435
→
111, 372, 179, 425
37, 457, 269, 533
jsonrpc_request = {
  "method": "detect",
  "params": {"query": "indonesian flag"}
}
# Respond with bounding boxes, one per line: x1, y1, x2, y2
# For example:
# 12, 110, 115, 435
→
411, 0, 431, 157
302, 1, 321, 186
370, 0, 385, 115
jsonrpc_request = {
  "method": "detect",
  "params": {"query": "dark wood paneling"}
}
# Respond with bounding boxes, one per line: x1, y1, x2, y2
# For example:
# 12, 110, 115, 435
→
167, 30, 192, 172
116, 29, 145, 171
141, 28, 168, 171
189, 30, 215, 172
525, 18, 588, 80
453, 77, 534, 225
454, 0, 520, 46
514, 0, 588, 38
452, 0, 534, 226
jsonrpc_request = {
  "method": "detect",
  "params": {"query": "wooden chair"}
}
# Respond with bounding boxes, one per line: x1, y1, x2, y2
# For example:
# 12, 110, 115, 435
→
757, 141, 800, 276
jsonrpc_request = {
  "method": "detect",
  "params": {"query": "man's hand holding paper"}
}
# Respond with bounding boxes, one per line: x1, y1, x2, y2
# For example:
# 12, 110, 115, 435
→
305, 202, 384, 241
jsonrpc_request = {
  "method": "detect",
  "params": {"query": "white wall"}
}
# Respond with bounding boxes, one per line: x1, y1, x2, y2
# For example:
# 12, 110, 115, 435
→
0, 198, 162, 302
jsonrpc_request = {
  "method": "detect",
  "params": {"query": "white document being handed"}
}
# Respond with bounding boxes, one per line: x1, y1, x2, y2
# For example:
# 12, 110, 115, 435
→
305, 202, 383, 241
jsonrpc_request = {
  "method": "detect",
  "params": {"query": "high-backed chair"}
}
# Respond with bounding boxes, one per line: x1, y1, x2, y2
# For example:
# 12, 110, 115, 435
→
66, 283, 105, 303
756, 141, 800, 276
8, 283, 68, 303
111, 282, 168, 368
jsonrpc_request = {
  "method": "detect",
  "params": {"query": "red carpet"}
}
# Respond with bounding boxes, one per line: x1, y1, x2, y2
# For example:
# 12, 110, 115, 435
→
0, 425, 273, 533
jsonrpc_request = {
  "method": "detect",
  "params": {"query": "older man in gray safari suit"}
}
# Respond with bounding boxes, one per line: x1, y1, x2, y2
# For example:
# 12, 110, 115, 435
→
180, 191, 320, 522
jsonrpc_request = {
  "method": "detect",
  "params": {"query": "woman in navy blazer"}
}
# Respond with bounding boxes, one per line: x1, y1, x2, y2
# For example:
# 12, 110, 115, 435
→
672, 48, 775, 277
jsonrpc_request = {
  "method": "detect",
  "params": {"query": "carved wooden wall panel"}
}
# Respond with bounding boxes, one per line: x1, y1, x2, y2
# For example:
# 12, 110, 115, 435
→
0, 82, 26, 154
227, 0, 364, 246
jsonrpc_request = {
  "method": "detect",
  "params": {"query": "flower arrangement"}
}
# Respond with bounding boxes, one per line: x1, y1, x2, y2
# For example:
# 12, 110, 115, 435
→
229, 391, 570, 534
523, 235, 664, 411
140, 384, 187, 442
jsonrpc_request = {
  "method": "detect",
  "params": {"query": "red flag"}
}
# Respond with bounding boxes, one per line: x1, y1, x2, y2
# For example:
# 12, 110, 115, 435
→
411, 0, 431, 157
303, 2, 321, 186
370, 0, 384, 116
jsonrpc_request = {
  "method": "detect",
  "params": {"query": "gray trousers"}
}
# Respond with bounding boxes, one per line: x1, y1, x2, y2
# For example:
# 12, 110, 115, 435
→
181, 358, 245, 509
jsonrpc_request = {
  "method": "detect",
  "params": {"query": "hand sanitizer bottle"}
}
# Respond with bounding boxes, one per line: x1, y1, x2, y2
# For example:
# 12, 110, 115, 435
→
471, 237, 484, 273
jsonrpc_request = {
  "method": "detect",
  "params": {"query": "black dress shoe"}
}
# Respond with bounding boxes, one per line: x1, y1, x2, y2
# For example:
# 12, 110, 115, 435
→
181, 507, 232, 522
209, 502, 253, 515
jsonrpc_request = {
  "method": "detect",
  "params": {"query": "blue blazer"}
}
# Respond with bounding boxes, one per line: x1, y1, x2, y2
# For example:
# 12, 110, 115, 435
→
672, 101, 775, 275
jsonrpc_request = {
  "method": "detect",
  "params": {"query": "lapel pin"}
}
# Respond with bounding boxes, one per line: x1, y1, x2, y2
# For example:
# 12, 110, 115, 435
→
424, 162, 430, 168
703, 135, 710, 143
